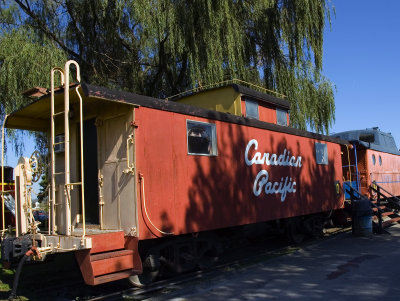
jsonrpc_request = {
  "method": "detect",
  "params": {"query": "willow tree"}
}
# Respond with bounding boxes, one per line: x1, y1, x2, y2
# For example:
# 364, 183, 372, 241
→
0, 27, 67, 153
5, 0, 335, 133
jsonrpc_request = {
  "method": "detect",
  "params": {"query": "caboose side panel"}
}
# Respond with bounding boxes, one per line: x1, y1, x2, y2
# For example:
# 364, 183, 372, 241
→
135, 106, 344, 239
366, 149, 400, 197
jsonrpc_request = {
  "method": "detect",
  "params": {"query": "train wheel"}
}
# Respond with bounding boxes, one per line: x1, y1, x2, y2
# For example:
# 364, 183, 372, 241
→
285, 218, 305, 244
196, 238, 220, 270
128, 271, 159, 288
128, 252, 160, 287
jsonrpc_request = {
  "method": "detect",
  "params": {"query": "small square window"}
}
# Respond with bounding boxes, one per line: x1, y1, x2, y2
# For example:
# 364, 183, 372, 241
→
315, 142, 328, 165
187, 120, 217, 156
245, 99, 259, 119
276, 108, 288, 126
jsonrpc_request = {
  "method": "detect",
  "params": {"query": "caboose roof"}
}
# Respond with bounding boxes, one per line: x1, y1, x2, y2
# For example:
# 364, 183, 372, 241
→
6, 83, 347, 145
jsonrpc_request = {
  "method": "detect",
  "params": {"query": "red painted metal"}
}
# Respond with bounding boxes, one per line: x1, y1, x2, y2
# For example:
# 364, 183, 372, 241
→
88, 231, 125, 254
134, 106, 344, 239
75, 233, 142, 285
240, 97, 283, 124
258, 102, 277, 124
91, 251, 135, 276
366, 149, 400, 197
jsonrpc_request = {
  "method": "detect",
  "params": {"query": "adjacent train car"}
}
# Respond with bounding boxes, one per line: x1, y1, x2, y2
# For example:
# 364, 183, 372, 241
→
332, 128, 400, 198
0, 166, 15, 230
1, 61, 346, 286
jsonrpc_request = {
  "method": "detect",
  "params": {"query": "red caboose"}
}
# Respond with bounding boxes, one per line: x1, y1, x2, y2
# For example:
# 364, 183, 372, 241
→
1, 61, 346, 285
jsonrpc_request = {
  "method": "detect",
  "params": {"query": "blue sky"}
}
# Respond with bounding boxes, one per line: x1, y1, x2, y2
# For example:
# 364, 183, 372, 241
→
4, 1, 400, 168
325, 1, 400, 147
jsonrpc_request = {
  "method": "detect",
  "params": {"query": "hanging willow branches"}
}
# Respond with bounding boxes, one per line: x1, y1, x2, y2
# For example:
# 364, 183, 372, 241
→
1, 0, 335, 133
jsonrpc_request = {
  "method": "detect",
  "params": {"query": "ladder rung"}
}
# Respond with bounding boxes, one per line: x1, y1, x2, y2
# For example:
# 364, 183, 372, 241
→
65, 182, 82, 186
53, 111, 66, 117
54, 172, 65, 175
53, 141, 64, 146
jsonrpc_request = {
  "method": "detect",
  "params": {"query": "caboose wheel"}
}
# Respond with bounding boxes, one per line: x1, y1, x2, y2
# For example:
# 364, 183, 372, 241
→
128, 270, 159, 287
196, 236, 220, 270
129, 251, 161, 287
285, 219, 305, 244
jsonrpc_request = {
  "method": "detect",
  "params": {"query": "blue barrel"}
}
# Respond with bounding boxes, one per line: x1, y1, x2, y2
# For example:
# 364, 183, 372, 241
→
352, 198, 373, 236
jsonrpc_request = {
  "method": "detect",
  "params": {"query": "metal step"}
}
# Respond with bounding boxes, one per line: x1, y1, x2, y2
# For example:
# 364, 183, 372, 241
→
92, 270, 138, 285
372, 206, 386, 212
382, 217, 400, 228
91, 249, 135, 277
88, 231, 125, 254
75, 235, 142, 285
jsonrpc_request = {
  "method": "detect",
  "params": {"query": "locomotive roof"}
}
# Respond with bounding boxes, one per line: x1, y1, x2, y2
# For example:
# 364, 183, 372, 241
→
331, 128, 400, 155
7, 83, 347, 145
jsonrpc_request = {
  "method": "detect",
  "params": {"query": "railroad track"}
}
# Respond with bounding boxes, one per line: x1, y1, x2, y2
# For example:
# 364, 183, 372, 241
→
2, 227, 349, 301
87, 227, 350, 301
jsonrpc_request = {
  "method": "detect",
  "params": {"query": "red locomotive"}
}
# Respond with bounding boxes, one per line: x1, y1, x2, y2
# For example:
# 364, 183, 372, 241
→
1, 61, 397, 287
332, 128, 400, 198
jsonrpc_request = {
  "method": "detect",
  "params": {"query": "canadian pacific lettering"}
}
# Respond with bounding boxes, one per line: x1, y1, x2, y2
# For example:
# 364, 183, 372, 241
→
245, 139, 302, 201
245, 139, 302, 167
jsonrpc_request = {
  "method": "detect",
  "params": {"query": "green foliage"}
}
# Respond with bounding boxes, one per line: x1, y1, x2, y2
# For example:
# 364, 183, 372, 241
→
0, 27, 67, 154
4, 0, 335, 133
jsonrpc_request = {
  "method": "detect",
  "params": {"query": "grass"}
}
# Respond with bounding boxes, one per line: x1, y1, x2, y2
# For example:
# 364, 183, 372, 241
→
0, 256, 15, 300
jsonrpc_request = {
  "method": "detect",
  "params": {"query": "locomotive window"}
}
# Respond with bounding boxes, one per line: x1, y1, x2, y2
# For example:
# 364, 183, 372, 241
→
245, 99, 259, 119
359, 133, 375, 143
276, 108, 288, 126
372, 154, 376, 165
379, 155, 382, 166
315, 142, 328, 165
187, 120, 217, 156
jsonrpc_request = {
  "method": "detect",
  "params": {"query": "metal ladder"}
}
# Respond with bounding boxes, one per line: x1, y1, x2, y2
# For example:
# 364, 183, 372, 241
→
50, 60, 86, 238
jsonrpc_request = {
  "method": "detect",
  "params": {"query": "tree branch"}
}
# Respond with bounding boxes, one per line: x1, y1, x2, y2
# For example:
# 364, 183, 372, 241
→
15, 0, 83, 62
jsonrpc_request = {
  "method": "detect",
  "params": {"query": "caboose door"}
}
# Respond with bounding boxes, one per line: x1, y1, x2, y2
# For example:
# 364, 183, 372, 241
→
96, 108, 137, 234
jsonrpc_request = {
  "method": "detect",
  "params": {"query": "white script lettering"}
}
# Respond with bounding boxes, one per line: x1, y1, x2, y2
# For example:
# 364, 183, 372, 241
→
245, 139, 302, 167
253, 170, 296, 202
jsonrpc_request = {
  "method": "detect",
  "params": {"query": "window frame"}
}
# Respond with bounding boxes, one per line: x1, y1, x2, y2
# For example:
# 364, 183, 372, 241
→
245, 98, 259, 120
315, 142, 328, 165
186, 119, 218, 156
276, 108, 288, 126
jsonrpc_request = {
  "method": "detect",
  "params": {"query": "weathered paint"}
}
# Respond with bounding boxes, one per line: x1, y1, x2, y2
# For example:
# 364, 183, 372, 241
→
135, 106, 343, 240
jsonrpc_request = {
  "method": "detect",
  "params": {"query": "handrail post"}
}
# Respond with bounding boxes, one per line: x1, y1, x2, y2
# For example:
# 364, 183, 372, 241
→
63, 60, 81, 236
51, 67, 65, 235
376, 185, 383, 233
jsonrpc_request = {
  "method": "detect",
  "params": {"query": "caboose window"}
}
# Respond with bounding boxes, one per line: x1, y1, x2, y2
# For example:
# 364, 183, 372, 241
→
276, 108, 288, 126
245, 99, 259, 119
315, 142, 328, 165
187, 120, 217, 156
